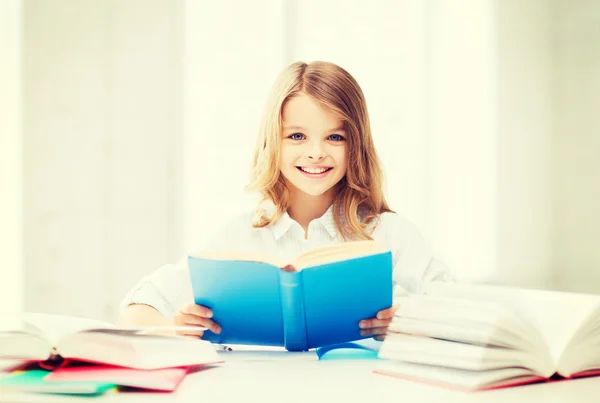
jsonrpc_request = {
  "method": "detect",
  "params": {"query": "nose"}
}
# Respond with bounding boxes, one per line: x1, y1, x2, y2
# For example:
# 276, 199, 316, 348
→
306, 139, 325, 161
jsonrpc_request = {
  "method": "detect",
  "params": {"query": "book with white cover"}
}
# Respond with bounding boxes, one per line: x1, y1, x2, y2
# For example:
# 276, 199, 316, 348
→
0, 313, 221, 370
376, 282, 600, 391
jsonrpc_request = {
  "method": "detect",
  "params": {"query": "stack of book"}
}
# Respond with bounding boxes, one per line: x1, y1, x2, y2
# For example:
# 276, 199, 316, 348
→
376, 282, 600, 391
0, 313, 222, 396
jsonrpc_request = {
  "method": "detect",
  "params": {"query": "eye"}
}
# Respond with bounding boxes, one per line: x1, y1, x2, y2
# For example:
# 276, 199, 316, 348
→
288, 133, 306, 140
328, 134, 346, 142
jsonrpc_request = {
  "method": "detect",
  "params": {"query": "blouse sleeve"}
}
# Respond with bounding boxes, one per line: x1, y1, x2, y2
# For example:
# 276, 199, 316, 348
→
380, 213, 455, 295
119, 256, 193, 319
119, 211, 253, 318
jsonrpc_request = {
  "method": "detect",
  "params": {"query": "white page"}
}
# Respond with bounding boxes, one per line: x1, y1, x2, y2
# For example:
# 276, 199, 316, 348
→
380, 332, 551, 375
22, 313, 115, 346
58, 333, 220, 370
376, 360, 539, 391
0, 360, 24, 374
425, 283, 600, 366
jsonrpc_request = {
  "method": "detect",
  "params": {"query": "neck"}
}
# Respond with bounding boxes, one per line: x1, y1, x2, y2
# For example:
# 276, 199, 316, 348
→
287, 188, 336, 234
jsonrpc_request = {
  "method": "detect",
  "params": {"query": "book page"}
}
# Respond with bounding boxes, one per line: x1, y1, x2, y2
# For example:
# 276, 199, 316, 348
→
194, 250, 287, 268
23, 313, 116, 346
376, 360, 542, 391
381, 332, 552, 376
58, 333, 220, 370
395, 294, 546, 355
424, 283, 600, 367
0, 332, 50, 361
195, 240, 388, 270
292, 240, 388, 269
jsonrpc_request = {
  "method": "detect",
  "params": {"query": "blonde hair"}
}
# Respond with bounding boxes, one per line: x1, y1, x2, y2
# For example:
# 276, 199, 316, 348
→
246, 61, 393, 240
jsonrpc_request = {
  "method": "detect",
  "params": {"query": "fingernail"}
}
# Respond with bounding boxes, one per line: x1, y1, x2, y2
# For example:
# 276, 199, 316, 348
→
207, 310, 213, 318
215, 326, 221, 334
359, 321, 366, 328
360, 330, 367, 336
376, 313, 382, 319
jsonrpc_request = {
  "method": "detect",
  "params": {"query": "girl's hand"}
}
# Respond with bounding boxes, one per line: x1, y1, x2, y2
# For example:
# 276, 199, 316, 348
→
358, 305, 399, 341
174, 303, 222, 338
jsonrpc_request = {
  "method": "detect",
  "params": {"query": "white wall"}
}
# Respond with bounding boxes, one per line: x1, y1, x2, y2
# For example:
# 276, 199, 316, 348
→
0, 0, 23, 330
22, 0, 183, 322
554, 0, 600, 293
495, 0, 555, 288
181, 0, 284, 252
426, 0, 499, 283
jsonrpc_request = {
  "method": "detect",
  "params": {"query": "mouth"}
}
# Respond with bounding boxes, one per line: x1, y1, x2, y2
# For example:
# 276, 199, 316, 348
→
296, 166, 333, 175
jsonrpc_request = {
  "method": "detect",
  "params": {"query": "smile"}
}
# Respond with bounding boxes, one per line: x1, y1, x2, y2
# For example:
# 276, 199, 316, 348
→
296, 166, 333, 174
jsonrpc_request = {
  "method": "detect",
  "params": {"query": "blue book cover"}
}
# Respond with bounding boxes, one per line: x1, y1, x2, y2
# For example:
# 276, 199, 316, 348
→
188, 241, 393, 351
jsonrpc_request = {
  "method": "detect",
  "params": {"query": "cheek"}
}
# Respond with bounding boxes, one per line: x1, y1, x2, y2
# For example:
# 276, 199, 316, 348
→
334, 148, 348, 169
280, 147, 300, 166
279, 149, 298, 176
337, 153, 348, 177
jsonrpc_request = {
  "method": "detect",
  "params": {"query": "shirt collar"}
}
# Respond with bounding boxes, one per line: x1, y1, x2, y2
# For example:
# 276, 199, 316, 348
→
270, 204, 339, 240
270, 209, 295, 240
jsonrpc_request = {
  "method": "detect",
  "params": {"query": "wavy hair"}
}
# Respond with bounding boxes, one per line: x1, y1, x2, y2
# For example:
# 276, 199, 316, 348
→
246, 61, 393, 240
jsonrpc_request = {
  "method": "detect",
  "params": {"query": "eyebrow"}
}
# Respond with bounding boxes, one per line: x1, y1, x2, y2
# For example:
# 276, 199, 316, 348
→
283, 125, 345, 132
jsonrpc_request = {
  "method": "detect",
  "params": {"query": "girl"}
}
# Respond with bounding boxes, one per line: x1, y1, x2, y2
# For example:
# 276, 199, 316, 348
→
118, 61, 453, 340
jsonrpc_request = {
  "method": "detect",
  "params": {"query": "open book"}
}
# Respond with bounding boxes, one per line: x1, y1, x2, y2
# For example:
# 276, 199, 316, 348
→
376, 282, 600, 391
198, 240, 387, 271
188, 240, 393, 351
0, 313, 221, 370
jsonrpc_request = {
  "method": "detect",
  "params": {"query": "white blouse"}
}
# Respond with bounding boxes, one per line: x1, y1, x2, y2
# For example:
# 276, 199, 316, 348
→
120, 206, 454, 318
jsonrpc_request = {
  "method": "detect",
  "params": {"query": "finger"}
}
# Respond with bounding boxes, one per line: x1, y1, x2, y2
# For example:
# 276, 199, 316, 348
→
360, 326, 388, 337
174, 326, 205, 336
176, 330, 205, 339
373, 334, 386, 341
182, 315, 221, 334
181, 303, 213, 318
359, 318, 392, 329
376, 304, 400, 320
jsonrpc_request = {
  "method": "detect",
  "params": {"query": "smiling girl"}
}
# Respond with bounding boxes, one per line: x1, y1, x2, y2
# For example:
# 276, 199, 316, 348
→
118, 61, 454, 341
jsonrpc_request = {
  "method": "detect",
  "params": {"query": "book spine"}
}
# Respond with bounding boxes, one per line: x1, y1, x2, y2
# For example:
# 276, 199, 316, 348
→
279, 271, 308, 351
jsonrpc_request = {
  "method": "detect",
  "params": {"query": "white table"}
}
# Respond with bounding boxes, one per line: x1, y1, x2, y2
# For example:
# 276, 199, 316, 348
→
2, 358, 600, 403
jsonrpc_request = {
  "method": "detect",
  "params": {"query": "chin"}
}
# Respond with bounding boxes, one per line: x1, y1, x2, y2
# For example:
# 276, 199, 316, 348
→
293, 184, 337, 197
298, 189, 331, 197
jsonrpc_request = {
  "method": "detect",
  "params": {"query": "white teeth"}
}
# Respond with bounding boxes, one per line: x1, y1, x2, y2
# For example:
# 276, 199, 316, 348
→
300, 167, 329, 174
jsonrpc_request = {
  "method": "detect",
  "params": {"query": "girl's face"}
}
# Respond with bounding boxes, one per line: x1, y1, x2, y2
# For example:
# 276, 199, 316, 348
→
279, 93, 348, 201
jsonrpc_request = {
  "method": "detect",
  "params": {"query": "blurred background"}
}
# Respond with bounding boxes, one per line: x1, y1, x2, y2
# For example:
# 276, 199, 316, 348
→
1, 0, 599, 324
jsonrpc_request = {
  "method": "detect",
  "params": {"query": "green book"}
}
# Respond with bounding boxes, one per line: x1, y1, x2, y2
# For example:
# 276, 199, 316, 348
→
0, 369, 117, 396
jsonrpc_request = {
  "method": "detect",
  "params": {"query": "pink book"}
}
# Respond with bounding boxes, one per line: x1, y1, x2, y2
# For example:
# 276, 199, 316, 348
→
45, 365, 190, 392
374, 368, 600, 392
